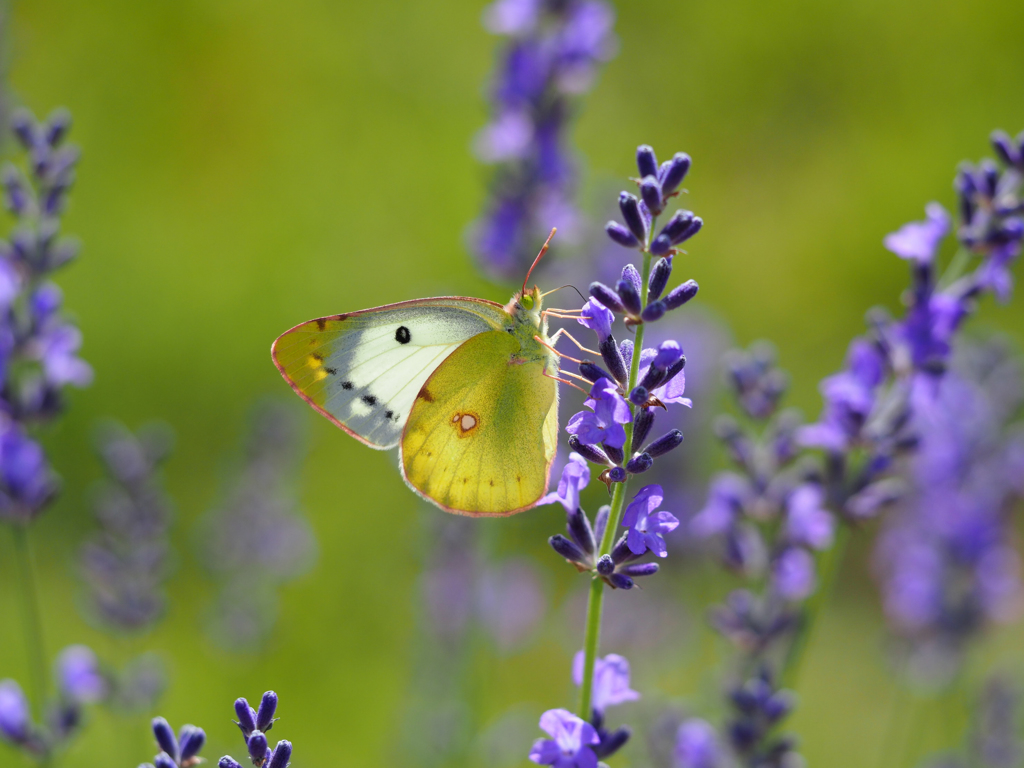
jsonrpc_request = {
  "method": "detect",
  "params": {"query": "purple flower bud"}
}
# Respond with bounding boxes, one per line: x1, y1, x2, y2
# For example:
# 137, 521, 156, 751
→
247, 730, 270, 767
641, 301, 666, 322
268, 741, 292, 768
0, 680, 30, 742
610, 534, 637, 564
219, 758, 243, 768
603, 443, 624, 465
606, 221, 639, 248
664, 279, 699, 310
43, 183, 69, 217
660, 152, 692, 195
567, 508, 596, 555
674, 216, 703, 244
995, 217, 1024, 244
979, 159, 1000, 197
762, 692, 793, 723
618, 192, 647, 242
256, 691, 277, 732
155, 753, 177, 768
649, 233, 673, 256
44, 109, 72, 148
550, 534, 588, 564
152, 717, 179, 762
594, 726, 631, 758
632, 409, 654, 451
648, 256, 673, 300
991, 130, 1020, 167
621, 264, 642, 295
621, 562, 659, 577
596, 554, 615, 575
608, 467, 627, 483
11, 110, 37, 150
599, 337, 628, 384
636, 145, 659, 179
626, 453, 653, 474
568, 435, 612, 466
580, 360, 615, 383
594, 505, 610, 543
2, 167, 29, 215
615, 278, 642, 316
589, 281, 625, 313
234, 698, 257, 738
659, 209, 694, 240
179, 725, 206, 761
639, 175, 664, 216
647, 430, 683, 458
628, 386, 648, 406
608, 573, 634, 589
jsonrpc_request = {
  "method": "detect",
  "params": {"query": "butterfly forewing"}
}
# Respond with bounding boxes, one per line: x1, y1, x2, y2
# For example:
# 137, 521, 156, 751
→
271, 298, 509, 449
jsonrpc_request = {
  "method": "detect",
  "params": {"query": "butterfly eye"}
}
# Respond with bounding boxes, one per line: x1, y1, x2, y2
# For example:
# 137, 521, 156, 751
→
521, 294, 535, 310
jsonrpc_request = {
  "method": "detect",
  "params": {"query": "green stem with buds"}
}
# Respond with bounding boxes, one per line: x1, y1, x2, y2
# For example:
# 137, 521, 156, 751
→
577, 224, 656, 719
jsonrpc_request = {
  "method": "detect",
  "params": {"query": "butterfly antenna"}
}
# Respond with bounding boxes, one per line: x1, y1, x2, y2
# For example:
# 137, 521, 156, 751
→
540, 284, 587, 303
522, 228, 557, 298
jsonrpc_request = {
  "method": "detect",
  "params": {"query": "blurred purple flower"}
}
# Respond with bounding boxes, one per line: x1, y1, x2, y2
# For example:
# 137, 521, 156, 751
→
0, 680, 29, 743
200, 402, 316, 649
773, 547, 815, 601
529, 708, 600, 768
784, 485, 834, 550
884, 203, 950, 263
0, 421, 58, 522
80, 421, 173, 634
675, 719, 721, 768
571, 652, 639, 713
471, 0, 616, 278
56, 645, 107, 704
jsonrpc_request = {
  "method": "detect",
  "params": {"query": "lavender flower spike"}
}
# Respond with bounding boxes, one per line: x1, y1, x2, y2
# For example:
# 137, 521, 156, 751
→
529, 708, 600, 768
0, 680, 30, 744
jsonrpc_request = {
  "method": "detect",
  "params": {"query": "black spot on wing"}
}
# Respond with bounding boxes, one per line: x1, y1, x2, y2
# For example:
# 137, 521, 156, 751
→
311, 352, 324, 362
324, 367, 337, 375
362, 395, 377, 406
395, 325, 411, 344
315, 318, 326, 331
342, 381, 354, 390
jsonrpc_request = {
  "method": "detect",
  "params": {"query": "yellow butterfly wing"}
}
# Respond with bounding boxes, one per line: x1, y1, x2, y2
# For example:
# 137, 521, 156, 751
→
400, 328, 560, 516
271, 297, 508, 449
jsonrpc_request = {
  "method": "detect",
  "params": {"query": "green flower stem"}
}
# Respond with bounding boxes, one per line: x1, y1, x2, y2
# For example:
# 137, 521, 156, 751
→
576, 241, 655, 720
12, 525, 49, 723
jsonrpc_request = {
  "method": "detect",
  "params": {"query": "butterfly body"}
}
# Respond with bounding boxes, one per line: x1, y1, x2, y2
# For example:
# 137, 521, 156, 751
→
271, 288, 560, 516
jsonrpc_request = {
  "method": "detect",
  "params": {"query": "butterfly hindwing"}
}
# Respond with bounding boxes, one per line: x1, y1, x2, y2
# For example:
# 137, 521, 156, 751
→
271, 298, 509, 449
400, 328, 560, 516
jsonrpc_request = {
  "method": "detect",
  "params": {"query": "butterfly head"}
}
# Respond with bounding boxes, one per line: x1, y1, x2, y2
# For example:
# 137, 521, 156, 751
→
508, 285, 545, 328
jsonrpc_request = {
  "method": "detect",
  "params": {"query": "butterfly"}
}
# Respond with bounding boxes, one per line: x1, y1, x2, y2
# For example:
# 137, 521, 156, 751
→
271, 232, 585, 516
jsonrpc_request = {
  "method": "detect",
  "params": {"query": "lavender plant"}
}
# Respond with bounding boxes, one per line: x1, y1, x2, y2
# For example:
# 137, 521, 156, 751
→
80, 421, 175, 634
471, 0, 616, 279
874, 341, 1024, 686
199, 401, 316, 649
0, 106, 110, 761
530, 144, 702, 765
672, 128, 1024, 766
138, 691, 292, 768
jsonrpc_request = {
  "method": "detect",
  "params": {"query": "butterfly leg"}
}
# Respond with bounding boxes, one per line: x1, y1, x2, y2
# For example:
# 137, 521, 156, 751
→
547, 328, 600, 357
534, 335, 584, 365
543, 369, 588, 394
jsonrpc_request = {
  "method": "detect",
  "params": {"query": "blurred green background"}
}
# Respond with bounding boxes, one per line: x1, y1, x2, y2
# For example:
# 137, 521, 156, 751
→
2, 0, 1024, 766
